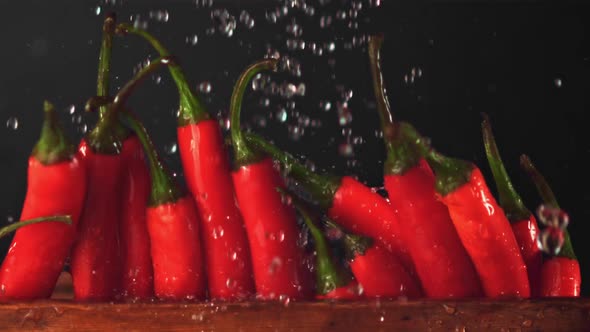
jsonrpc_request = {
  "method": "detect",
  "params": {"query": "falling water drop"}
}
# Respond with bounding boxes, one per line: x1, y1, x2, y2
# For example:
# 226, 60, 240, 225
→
6, 117, 19, 130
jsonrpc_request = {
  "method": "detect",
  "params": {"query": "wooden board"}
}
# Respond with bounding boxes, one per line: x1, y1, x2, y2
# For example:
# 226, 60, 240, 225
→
1, 273, 589, 331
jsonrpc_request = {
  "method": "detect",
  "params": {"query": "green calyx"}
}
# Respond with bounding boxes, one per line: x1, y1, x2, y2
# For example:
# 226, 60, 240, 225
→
481, 114, 530, 222
116, 23, 210, 126
368, 34, 420, 176
520, 154, 576, 260
229, 58, 279, 168
277, 188, 349, 295
0, 215, 72, 239
32, 101, 75, 165
245, 133, 341, 210
121, 112, 182, 206
324, 219, 373, 261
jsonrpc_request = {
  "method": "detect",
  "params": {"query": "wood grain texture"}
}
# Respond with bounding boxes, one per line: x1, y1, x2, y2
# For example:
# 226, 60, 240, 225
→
0, 274, 588, 331
1, 299, 589, 331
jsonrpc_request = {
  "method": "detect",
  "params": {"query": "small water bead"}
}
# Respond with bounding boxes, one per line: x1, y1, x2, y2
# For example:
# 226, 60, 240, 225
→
369, 0, 382, 7
320, 15, 332, 28
286, 39, 299, 50
68, 105, 76, 115
280, 83, 298, 98
195, 0, 213, 8
6, 216, 14, 223
165, 142, 178, 154
296, 83, 306, 96
349, 9, 359, 19
554, 78, 563, 88
305, 6, 315, 16
212, 226, 225, 239
211, 9, 237, 37
78, 124, 88, 134
71, 114, 82, 124
239, 10, 255, 29
268, 257, 283, 275
288, 125, 304, 140
6, 117, 19, 130
325, 42, 336, 53
537, 226, 565, 255
265, 11, 278, 23
286, 21, 303, 37
338, 104, 353, 126
276, 108, 288, 122
260, 98, 270, 107
95, 6, 101, 16
338, 142, 354, 157
336, 10, 347, 20
185, 34, 198, 45
149, 10, 169, 22
226, 278, 236, 290
231, 251, 238, 261
319, 100, 332, 111
197, 81, 212, 94
132, 15, 148, 30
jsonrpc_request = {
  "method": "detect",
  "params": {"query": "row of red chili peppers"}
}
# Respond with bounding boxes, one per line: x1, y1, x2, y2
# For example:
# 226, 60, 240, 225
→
0, 15, 581, 301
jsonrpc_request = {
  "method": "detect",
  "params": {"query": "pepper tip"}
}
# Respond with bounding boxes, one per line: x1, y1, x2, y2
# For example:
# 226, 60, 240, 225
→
103, 12, 117, 34
43, 100, 55, 113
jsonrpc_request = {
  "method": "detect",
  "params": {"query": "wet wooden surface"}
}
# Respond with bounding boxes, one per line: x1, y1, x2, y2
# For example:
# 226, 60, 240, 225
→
1, 273, 589, 331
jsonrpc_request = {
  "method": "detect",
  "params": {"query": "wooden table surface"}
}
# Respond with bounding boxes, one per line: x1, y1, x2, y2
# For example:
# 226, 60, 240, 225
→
1, 273, 589, 331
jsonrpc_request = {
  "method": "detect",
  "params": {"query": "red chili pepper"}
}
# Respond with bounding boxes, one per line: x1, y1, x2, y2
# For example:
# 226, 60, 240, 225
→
367, 35, 482, 299
86, 14, 154, 301
481, 115, 542, 297
229, 58, 312, 300
119, 135, 153, 300
278, 188, 361, 300
0, 102, 86, 300
324, 220, 421, 299
520, 155, 581, 297
116, 24, 254, 300
244, 134, 415, 277
410, 133, 530, 298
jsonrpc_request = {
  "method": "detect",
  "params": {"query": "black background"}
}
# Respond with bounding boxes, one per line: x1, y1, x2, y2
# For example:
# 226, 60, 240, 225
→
0, 0, 588, 296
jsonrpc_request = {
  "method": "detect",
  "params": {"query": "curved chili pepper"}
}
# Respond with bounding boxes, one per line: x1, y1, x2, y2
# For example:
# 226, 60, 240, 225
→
520, 155, 581, 297
229, 58, 312, 300
87, 14, 154, 301
116, 24, 254, 300
410, 133, 530, 298
278, 188, 360, 300
0, 101, 86, 300
244, 134, 415, 277
481, 115, 542, 297
122, 111, 206, 301
367, 35, 482, 298
324, 220, 421, 299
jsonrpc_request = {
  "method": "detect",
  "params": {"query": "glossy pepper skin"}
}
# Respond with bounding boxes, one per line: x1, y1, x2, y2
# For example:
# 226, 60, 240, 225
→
119, 135, 153, 299
521, 155, 581, 297
482, 115, 542, 297
329, 220, 421, 299
244, 134, 415, 277
367, 35, 481, 298
71, 14, 125, 301
230, 59, 312, 300
0, 102, 86, 300
426, 154, 530, 298
117, 24, 253, 300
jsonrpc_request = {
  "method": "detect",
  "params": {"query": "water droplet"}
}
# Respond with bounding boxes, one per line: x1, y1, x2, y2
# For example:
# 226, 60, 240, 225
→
337, 103, 353, 126
212, 226, 225, 239
288, 125, 304, 140
6, 117, 18, 130
336, 10, 347, 20
197, 81, 212, 94
239, 10, 255, 29
6, 216, 15, 223
149, 10, 169, 22
443, 304, 457, 315
286, 39, 299, 50
325, 42, 336, 53
320, 15, 332, 28
379, 315, 385, 322
276, 108, 288, 122
165, 142, 178, 154
305, 6, 315, 16
265, 10, 278, 23
338, 142, 354, 157
554, 78, 563, 88
195, 0, 213, 8
260, 98, 270, 107
226, 278, 236, 289
68, 105, 76, 115
537, 226, 565, 255
231, 251, 238, 261
286, 21, 303, 37
320, 100, 332, 111
268, 257, 283, 275
211, 9, 237, 37
186, 34, 198, 45
95, 6, 101, 16
91, 270, 97, 275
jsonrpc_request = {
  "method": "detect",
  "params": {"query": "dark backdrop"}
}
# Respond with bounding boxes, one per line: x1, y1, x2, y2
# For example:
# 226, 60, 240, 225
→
0, 0, 588, 296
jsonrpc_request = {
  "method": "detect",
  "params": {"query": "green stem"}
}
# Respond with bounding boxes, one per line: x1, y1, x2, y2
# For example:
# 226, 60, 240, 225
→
367, 35, 420, 176
116, 23, 210, 125
121, 112, 182, 206
0, 215, 72, 239
520, 154, 576, 260
97, 13, 116, 119
421, 148, 473, 196
245, 133, 340, 210
229, 58, 278, 168
481, 114, 530, 222
32, 101, 75, 165
276, 187, 347, 295
324, 219, 373, 261
85, 56, 173, 154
